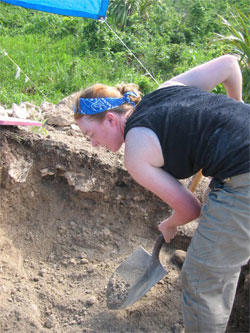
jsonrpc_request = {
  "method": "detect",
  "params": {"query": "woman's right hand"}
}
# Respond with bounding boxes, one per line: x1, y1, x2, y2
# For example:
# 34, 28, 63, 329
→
158, 219, 178, 243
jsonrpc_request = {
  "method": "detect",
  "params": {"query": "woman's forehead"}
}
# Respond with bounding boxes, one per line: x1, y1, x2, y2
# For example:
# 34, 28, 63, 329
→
77, 117, 100, 132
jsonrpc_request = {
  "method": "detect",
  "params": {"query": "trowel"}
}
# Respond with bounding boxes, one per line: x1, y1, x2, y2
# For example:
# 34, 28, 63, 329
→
106, 235, 166, 310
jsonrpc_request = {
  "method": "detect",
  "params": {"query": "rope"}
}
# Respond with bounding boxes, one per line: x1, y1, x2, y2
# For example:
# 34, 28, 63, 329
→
100, 18, 159, 85
1, 18, 160, 102
0, 48, 47, 99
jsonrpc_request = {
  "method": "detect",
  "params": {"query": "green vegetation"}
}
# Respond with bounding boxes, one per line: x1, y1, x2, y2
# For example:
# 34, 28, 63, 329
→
215, 10, 249, 101
0, 0, 249, 107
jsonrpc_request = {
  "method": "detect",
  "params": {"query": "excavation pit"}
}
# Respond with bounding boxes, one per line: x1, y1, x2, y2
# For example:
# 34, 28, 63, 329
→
0, 126, 248, 332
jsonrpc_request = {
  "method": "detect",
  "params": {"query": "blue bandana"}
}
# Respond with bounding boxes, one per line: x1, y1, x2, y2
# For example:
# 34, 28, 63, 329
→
75, 91, 137, 115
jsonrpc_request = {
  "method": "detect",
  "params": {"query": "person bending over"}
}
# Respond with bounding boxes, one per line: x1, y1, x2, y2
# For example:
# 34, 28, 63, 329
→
73, 55, 250, 333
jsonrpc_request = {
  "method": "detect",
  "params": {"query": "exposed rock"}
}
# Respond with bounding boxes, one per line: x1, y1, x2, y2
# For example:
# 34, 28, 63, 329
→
12, 103, 31, 119
0, 101, 43, 121
80, 258, 89, 265
40, 168, 56, 177
57, 92, 78, 110
71, 123, 81, 131
41, 101, 73, 127
69, 258, 77, 265
63, 171, 105, 193
40, 101, 55, 113
8, 155, 32, 183
19, 101, 40, 113
0, 106, 8, 117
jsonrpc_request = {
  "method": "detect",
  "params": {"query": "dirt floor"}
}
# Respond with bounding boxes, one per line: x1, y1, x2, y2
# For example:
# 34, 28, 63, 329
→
0, 120, 249, 332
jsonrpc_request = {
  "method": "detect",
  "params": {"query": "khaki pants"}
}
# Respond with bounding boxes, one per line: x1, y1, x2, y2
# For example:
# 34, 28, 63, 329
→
181, 173, 250, 333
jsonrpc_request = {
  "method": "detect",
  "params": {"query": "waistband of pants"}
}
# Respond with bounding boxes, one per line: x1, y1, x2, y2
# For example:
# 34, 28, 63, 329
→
209, 172, 250, 190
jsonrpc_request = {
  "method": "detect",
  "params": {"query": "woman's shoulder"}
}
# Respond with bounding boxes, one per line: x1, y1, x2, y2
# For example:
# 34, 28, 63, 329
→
157, 80, 186, 90
138, 83, 190, 108
124, 127, 164, 169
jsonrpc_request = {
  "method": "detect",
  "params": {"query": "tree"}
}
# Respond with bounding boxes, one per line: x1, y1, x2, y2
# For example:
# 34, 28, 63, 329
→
108, 0, 162, 28
215, 10, 249, 102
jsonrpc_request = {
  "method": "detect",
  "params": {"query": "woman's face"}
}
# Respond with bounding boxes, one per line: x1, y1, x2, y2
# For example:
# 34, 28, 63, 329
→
77, 113, 124, 152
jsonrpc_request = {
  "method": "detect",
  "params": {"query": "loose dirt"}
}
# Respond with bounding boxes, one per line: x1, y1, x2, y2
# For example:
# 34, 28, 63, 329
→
0, 121, 249, 332
106, 272, 130, 310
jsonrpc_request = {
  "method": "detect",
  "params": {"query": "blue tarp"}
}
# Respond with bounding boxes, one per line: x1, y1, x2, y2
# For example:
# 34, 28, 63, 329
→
0, 0, 109, 19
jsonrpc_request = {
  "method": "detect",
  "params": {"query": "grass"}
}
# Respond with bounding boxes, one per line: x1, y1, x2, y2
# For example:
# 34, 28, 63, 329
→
0, 1, 249, 107
0, 31, 158, 108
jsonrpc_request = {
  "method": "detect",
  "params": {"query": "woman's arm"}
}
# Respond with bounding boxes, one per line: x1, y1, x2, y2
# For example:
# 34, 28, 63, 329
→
160, 55, 243, 101
125, 128, 202, 243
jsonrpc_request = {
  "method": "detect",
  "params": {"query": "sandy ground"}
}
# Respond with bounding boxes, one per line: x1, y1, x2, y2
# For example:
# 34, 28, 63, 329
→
0, 125, 249, 332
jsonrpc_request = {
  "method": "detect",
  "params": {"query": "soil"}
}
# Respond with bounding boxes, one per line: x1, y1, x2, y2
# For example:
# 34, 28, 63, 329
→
106, 272, 130, 310
0, 122, 249, 333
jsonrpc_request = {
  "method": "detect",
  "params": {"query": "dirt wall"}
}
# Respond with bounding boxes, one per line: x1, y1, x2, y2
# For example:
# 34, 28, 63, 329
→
0, 127, 249, 332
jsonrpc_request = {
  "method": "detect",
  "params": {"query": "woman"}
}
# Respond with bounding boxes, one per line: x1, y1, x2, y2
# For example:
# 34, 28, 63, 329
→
74, 55, 250, 332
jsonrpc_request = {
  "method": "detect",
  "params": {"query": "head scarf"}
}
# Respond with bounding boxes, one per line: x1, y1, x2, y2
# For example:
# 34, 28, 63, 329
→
75, 91, 137, 115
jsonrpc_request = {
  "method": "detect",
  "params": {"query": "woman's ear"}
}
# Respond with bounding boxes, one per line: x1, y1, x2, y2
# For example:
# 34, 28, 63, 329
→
105, 112, 117, 127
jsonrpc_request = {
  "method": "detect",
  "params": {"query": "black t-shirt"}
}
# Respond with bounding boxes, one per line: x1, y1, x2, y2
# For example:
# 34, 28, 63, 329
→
124, 86, 250, 181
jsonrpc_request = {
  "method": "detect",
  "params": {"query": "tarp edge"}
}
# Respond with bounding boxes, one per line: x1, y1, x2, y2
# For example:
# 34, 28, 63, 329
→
0, 0, 108, 19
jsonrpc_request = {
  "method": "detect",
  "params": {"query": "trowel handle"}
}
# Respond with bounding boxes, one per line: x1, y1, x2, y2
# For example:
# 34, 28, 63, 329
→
152, 234, 165, 260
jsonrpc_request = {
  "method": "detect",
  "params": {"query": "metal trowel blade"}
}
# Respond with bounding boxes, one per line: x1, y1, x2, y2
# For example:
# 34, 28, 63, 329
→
106, 245, 167, 310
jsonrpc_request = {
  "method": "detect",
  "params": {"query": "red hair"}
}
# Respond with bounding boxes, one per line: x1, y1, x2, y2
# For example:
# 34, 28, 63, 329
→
74, 83, 142, 121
